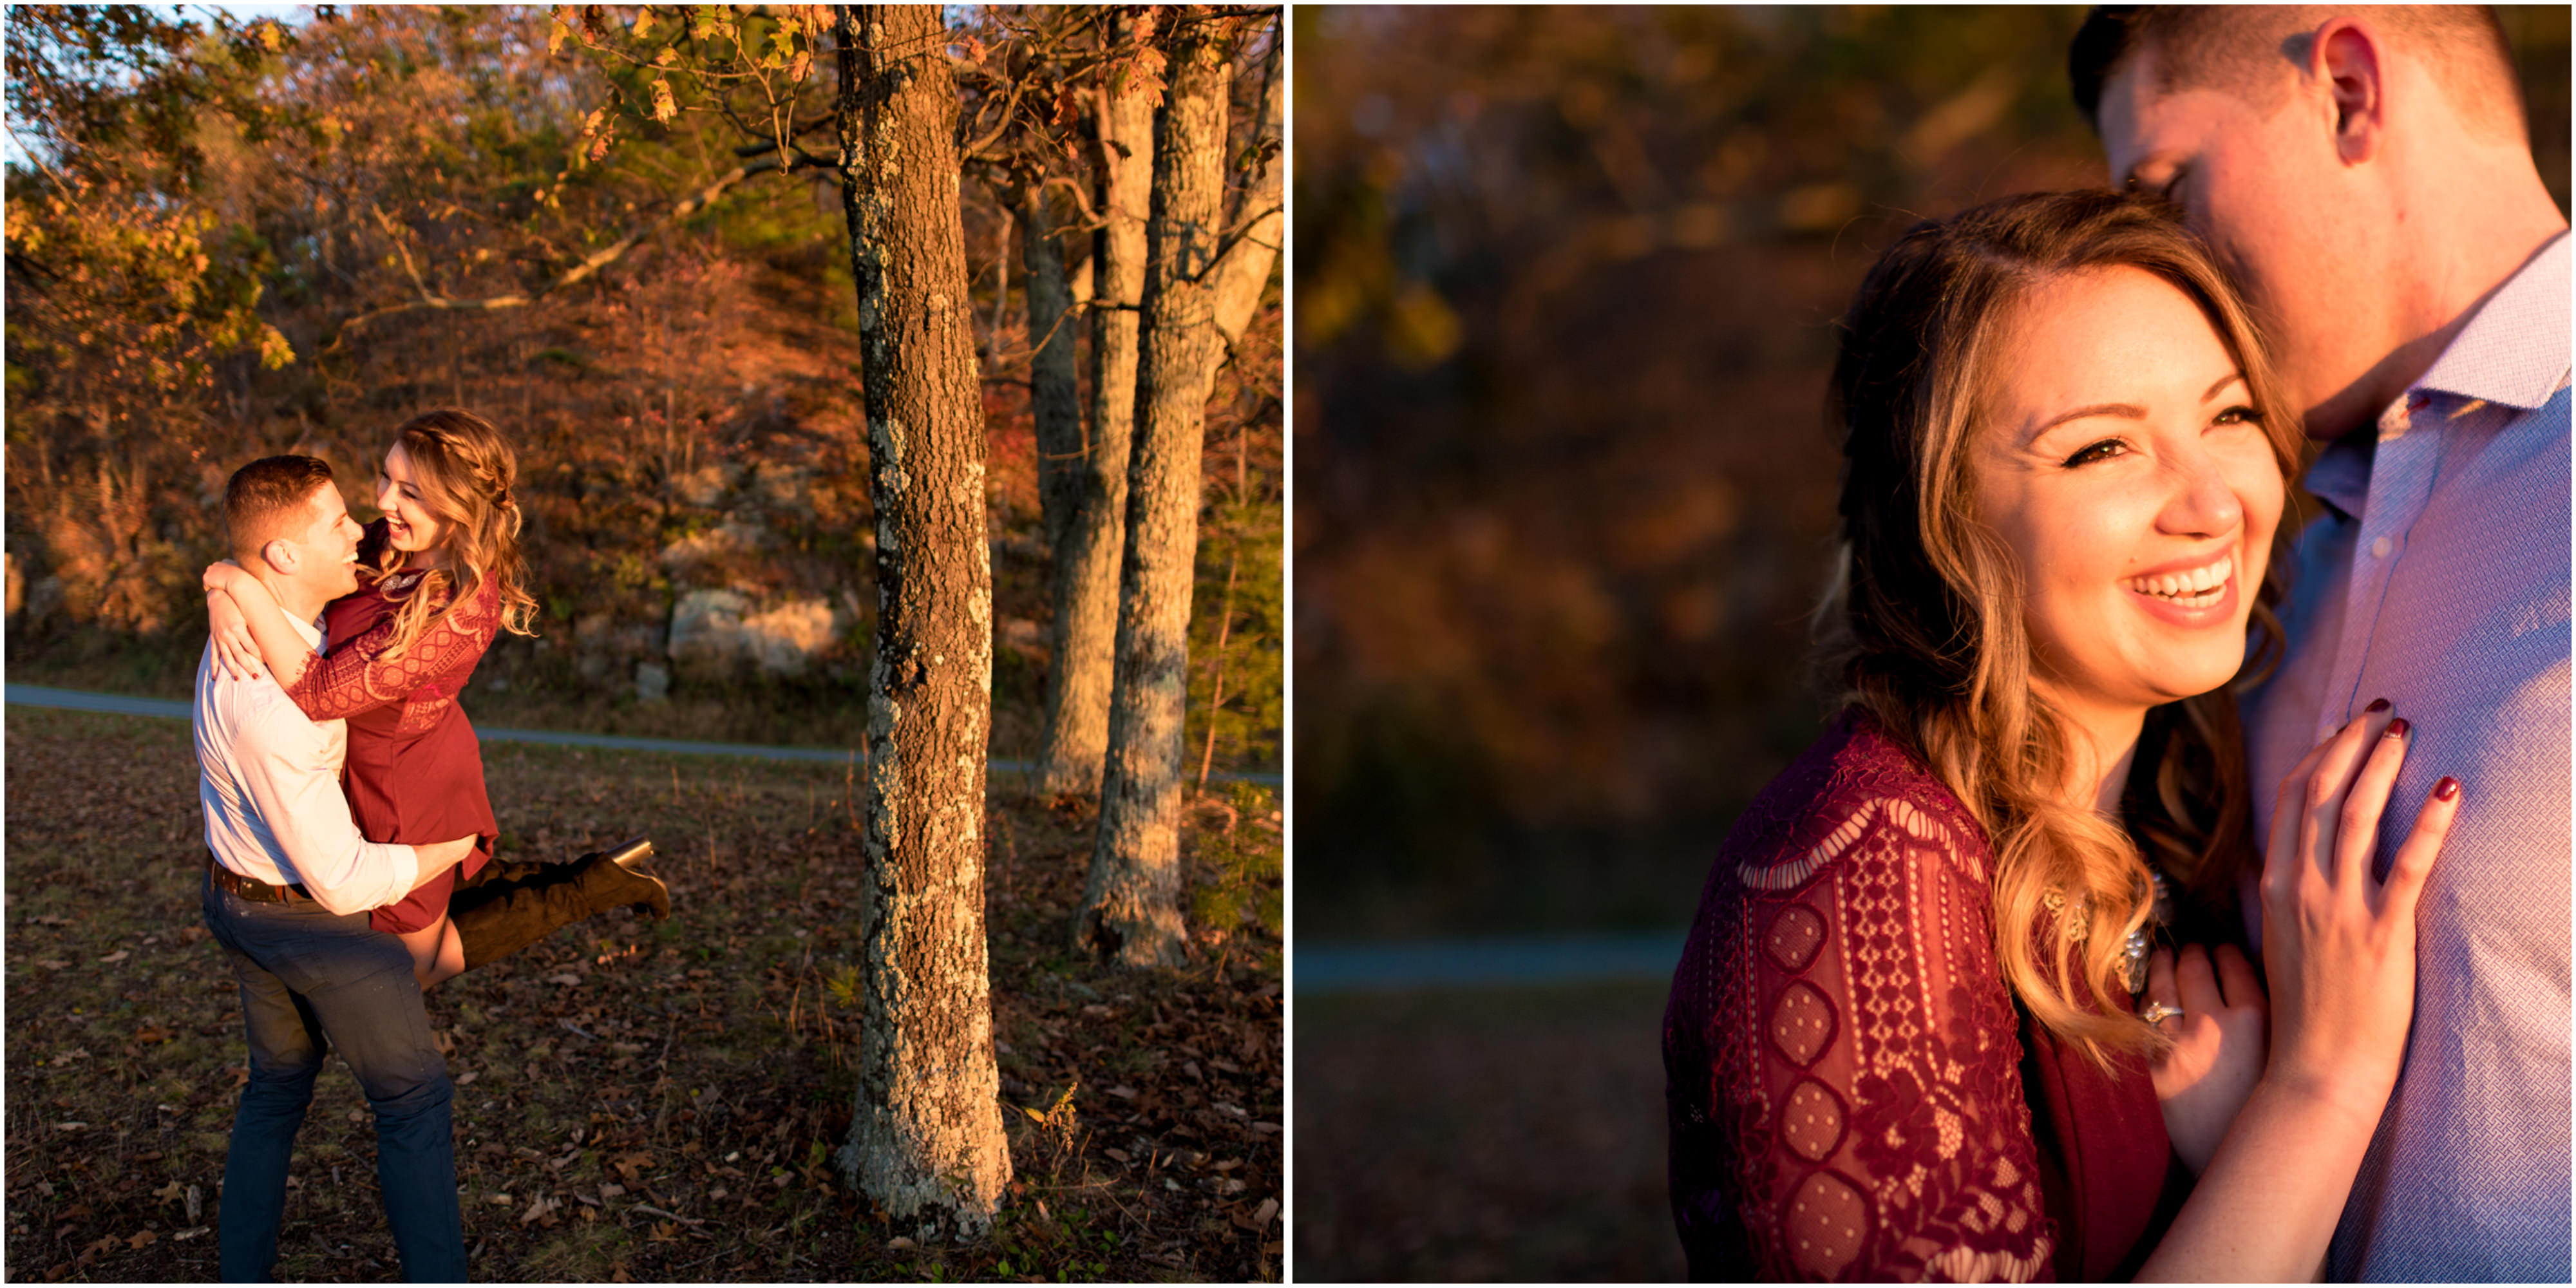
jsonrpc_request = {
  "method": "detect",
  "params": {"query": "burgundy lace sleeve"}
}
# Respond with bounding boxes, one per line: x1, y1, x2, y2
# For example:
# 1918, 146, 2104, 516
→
284, 577, 497, 731
1667, 720, 2054, 1282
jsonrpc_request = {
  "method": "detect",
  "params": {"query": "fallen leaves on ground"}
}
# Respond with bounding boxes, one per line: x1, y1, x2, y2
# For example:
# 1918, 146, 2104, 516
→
5, 706, 1281, 1282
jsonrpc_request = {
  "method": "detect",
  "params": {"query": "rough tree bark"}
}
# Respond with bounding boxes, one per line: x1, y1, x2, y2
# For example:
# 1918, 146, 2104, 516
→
828, 4, 1011, 1235
1032, 73, 1155, 797
1072, 12, 1233, 966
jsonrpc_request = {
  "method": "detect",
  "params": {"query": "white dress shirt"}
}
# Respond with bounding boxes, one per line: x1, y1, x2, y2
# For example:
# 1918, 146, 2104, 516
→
195, 607, 420, 916
2246, 232, 2570, 1281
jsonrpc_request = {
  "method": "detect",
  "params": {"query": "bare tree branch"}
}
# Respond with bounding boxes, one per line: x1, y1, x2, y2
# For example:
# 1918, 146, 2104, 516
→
1042, 173, 1100, 226
958, 64, 1036, 161
329, 153, 820, 348
366, 202, 435, 297
732, 114, 833, 155
1209, 26, 1283, 346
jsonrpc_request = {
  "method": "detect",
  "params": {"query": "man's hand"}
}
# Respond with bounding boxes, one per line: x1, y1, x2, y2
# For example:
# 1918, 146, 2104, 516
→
412, 835, 478, 891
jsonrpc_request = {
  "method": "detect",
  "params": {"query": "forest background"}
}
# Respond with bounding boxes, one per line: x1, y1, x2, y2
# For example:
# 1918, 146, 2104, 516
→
1293, 6, 2571, 1280
6, 4, 1284, 1280
3, 3, 1282, 787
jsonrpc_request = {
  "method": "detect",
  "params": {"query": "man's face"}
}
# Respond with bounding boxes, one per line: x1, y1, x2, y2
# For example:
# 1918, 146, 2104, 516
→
275, 482, 365, 602
2098, 43, 2388, 440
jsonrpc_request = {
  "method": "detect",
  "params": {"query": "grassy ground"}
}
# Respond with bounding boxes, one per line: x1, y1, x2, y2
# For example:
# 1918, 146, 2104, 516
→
1292, 980, 1682, 1282
4, 706, 1281, 1282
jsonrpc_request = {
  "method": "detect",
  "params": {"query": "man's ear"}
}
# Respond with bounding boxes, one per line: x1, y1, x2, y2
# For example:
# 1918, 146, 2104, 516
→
260, 537, 297, 578
2313, 17, 2386, 166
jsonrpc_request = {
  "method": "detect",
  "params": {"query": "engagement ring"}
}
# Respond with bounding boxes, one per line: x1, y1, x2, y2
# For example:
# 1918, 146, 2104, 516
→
2139, 1001, 2184, 1025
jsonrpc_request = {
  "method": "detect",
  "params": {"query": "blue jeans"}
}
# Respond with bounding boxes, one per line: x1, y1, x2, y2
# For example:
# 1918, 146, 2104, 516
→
202, 873, 466, 1282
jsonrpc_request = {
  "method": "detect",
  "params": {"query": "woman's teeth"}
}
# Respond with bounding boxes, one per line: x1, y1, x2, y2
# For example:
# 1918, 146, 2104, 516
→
2126, 553, 2232, 607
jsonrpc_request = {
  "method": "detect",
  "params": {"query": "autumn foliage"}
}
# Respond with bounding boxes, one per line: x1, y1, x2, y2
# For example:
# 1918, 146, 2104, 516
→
5, 5, 1280, 777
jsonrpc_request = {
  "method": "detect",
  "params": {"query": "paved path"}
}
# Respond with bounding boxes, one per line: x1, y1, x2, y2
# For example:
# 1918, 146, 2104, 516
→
5, 683, 1281, 786
1295, 933, 1686, 994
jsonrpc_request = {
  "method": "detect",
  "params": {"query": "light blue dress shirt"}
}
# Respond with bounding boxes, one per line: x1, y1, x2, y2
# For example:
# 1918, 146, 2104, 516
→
2244, 232, 2570, 1282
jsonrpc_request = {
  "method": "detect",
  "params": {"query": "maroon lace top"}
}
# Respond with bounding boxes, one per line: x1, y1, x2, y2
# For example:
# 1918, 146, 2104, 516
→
1663, 710, 2187, 1282
287, 521, 500, 933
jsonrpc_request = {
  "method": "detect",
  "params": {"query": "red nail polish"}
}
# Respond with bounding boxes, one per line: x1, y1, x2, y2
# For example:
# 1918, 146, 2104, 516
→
2365, 697, 2392, 714
2385, 717, 2410, 739
2435, 776, 2461, 800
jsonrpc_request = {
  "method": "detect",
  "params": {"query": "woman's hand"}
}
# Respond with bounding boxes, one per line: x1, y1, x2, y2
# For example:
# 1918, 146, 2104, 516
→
2132, 703, 2461, 1286
202, 558, 246, 596
205, 580, 265, 683
2146, 942, 2268, 1176
2259, 701, 2461, 1119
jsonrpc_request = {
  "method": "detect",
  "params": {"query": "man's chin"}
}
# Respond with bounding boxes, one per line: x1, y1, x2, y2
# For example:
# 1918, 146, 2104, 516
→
2300, 348, 2421, 444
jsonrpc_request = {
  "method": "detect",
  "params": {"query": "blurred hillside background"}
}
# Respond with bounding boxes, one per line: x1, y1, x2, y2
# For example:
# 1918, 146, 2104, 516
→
1291, 5, 2569, 1280
5, 4, 1282, 784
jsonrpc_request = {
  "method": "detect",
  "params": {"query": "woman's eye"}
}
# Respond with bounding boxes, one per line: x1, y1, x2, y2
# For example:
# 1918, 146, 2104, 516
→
2063, 439, 2128, 468
2211, 404, 2262, 428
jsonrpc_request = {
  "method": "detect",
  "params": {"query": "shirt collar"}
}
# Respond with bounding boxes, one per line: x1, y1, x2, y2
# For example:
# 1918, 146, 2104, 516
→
2410, 229, 2571, 412
2303, 429, 2374, 520
282, 604, 325, 654
2301, 230, 2569, 520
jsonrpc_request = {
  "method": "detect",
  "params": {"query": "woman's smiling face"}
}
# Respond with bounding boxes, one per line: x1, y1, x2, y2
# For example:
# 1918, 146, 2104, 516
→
376, 440, 449, 561
1970, 265, 2284, 728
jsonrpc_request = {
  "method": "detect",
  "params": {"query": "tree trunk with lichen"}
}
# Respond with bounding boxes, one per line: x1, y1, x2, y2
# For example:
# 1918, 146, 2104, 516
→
1034, 77, 1153, 797
1072, 14, 1233, 967
828, 4, 1011, 1236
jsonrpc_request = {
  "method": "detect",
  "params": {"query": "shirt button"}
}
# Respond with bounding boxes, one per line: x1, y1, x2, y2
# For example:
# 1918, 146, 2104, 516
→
2371, 536, 2393, 559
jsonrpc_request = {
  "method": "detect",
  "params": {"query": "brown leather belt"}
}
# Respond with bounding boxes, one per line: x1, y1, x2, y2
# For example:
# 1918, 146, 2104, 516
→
204, 852, 312, 903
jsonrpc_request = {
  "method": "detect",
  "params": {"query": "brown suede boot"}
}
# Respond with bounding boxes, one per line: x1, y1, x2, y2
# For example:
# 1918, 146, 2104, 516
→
448, 838, 669, 971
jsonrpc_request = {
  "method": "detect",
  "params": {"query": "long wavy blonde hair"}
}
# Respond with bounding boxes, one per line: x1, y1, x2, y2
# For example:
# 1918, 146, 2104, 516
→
368, 408, 540, 658
1821, 191, 2300, 1065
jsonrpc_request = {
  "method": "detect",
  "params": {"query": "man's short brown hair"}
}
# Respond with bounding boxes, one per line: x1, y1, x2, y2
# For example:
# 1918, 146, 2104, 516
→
2071, 5, 2526, 142
224, 455, 336, 567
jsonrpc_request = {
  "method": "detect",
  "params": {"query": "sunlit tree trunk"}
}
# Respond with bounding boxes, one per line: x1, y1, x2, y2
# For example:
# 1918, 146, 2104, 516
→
1074, 12, 1232, 966
1034, 75, 1154, 796
828, 3, 1010, 1235
1211, 30, 1283, 348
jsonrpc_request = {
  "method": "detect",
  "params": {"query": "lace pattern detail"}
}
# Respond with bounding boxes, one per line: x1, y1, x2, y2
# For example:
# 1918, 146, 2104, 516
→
1668, 712, 2055, 1282
287, 574, 498, 738
1739, 795, 1983, 891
